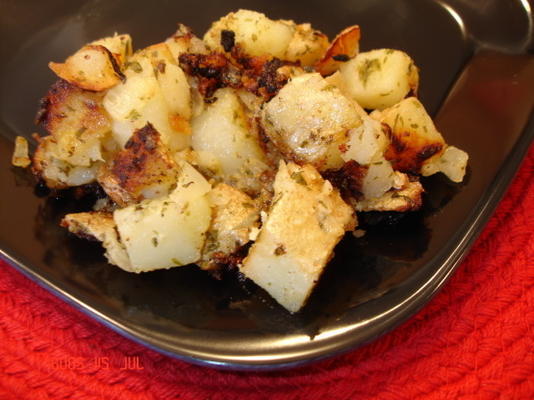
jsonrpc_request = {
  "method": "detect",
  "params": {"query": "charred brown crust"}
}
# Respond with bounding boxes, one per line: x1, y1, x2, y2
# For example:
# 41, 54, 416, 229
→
99, 45, 126, 82
220, 30, 236, 52
322, 160, 368, 199
111, 123, 160, 187
385, 132, 443, 173
179, 50, 292, 100
97, 122, 178, 206
35, 79, 108, 135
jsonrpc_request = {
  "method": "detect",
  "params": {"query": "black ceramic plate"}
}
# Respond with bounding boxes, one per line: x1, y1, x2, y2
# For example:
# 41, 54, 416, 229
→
0, 0, 533, 369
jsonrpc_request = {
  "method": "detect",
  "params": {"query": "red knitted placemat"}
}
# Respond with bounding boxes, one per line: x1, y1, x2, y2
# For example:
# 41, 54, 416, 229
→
0, 146, 532, 400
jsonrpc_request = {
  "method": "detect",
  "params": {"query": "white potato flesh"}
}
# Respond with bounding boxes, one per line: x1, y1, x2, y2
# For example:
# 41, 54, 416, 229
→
284, 23, 329, 66
140, 40, 193, 122
203, 9, 294, 58
103, 53, 191, 151
32, 136, 101, 188
156, 62, 191, 119
61, 212, 133, 272
339, 49, 419, 110
421, 145, 469, 182
113, 161, 212, 271
191, 88, 269, 194
240, 162, 355, 313
360, 159, 396, 199
342, 115, 389, 165
49, 45, 123, 91
261, 73, 361, 171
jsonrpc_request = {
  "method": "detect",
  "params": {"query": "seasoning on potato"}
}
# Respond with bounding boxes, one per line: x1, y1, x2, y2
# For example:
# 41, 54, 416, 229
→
16, 9, 469, 313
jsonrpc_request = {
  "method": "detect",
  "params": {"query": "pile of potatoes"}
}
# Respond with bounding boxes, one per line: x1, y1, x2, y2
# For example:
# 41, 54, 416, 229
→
16, 10, 468, 313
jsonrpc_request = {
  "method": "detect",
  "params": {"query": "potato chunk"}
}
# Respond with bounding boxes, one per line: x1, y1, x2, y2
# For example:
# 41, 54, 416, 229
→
32, 136, 101, 188
374, 97, 446, 174
61, 212, 133, 272
113, 161, 212, 271
97, 123, 181, 206
284, 23, 329, 66
103, 46, 191, 151
240, 162, 355, 313
191, 88, 270, 194
339, 49, 419, 110
203, 9, 294, 58
421, 145, 469, 183
36, 80, 111, 168
49, 45, 124, 91
200, 183, 260, 270
261, 73, 361, 171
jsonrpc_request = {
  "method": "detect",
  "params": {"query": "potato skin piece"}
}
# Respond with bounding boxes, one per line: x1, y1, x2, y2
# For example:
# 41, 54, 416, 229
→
315, 25, 360, 76
49, 45, 125, 91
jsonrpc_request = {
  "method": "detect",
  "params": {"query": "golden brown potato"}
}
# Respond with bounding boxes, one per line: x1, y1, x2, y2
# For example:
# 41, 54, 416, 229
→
36, 80, 111, 167
49, 45, 125, 91
374, 97, 445, 174
97, 123, 180, 207
315, 25, 360, 76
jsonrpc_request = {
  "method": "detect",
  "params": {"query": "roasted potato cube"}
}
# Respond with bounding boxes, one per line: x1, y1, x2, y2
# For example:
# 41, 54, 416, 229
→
61, 212, 133, 272
240, 161, 355, 313
200, 183, 260, 270
36, 80, 111, 168
191, 88, 270, 195
113, 161, 212, 271
375, 97, 446, 174
261, 73, 361, 170
421, 145, 469, 183
339, 49, 419, 110
32, 136, 101, 188
284, 23, 329, 66
49, 45, 124, 91
315, 25, 360, 76
103, 49, 191, 151
203, 9, 294, 58
97, 123, 181, 207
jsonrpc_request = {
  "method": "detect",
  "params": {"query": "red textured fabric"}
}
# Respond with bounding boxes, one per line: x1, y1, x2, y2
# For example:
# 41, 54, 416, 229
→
0, 146, 533, 400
